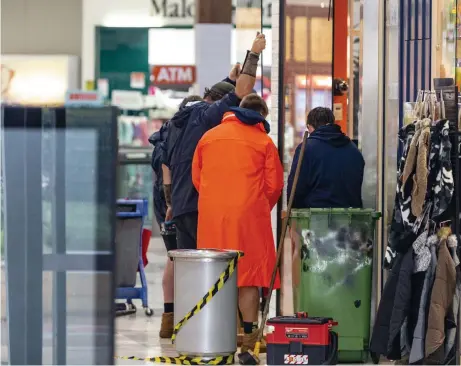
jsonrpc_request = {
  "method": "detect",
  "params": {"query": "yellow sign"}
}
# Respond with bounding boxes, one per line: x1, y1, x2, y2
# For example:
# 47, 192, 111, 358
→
85, 80, 95, 91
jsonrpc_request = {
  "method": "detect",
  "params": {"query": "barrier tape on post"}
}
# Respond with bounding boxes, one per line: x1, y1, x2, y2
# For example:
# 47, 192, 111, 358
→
115, 252, 243, 365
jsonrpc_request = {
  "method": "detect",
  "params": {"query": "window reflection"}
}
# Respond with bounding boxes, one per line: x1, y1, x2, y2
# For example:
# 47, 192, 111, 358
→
283, 1, 333, 174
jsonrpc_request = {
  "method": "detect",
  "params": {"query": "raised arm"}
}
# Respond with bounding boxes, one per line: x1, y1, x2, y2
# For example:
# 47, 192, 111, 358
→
202, 34, 266, 129
235, 33, 266, 99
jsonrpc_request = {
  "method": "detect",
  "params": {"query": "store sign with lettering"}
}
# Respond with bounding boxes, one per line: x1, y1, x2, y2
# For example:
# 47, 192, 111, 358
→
151, 65, 196, 85
149, 0, 272, 26
65, 90, 104, 107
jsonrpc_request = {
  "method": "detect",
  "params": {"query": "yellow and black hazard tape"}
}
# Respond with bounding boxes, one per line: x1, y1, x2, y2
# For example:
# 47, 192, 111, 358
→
115, 354, 235, 365
115, 252, 243, 365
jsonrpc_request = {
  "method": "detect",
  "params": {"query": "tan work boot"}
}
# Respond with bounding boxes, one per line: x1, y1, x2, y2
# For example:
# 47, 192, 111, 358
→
159, 312, 174, 339
240, 330, 267, 354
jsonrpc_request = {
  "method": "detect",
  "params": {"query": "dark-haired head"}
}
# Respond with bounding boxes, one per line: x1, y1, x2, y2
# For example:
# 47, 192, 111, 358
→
179, 95, 203, 110
306, 107, 335, 133
203, 81, 235, 102
239, 93, 269, 118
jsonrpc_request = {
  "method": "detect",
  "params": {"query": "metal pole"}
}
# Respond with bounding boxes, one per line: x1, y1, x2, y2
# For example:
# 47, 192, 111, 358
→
51, 108, 67, 365
4, 107, 43, 364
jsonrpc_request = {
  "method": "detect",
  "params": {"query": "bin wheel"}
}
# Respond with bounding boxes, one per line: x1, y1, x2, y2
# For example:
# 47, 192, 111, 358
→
144, 308, 154, 316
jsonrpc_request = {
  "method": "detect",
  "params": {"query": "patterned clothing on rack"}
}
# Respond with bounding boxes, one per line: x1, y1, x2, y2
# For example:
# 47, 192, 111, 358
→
431, 120, 454, 218
385, 123, 416, 269
385, 120, 455, 269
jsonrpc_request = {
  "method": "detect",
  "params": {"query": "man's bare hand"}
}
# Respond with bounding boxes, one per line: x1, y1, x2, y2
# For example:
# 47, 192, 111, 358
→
229, 63, 241, 81
250, 32, 266, 54
165, 206, 173, 222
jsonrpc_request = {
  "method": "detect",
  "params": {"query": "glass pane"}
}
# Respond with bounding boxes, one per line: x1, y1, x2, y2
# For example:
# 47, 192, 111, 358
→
434, 0, 457, 79
41, 272, 113, 365
383, 0, 400, 253
117, 163, 154, 226
1, 265, 8, 364
65, 108, 117, 253
280, 0, 334, 314
310, 17, 332, 63
293, 17, 308, 62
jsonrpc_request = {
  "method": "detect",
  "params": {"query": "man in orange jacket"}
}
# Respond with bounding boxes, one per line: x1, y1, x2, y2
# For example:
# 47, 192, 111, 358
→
192, 94, 284, 353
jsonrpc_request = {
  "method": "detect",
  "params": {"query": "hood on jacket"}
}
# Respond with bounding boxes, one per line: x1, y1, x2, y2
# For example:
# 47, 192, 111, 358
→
148, 122, 168, 147
229, 107, 270, 134
309, 124, 351, 147
171, 101, 202, 129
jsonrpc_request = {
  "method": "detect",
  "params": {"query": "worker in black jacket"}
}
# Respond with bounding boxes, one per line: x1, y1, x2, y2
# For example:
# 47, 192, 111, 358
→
287, 107, 364, 209
162, 32, 266, 250
149, 95, 203, 338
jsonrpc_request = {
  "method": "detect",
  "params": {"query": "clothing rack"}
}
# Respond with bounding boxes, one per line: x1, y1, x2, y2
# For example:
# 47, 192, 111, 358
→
370, 90, 461, 364
451, 130, 460, 365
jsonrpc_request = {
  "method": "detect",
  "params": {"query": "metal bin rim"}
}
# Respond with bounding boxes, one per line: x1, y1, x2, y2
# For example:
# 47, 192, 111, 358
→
169, 249, 241, 262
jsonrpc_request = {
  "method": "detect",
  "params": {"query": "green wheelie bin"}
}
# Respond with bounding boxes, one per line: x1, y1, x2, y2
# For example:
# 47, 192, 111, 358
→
290, 208, 380, 363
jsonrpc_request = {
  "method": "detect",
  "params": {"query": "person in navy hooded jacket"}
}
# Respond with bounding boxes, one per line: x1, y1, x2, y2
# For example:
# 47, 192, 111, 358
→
287, 107, 364, 209
149, 95, 202, 339
163, 33, 266, 250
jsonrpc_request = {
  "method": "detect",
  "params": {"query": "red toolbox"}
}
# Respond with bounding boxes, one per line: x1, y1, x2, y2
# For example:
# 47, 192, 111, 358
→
266, 313, 338, 365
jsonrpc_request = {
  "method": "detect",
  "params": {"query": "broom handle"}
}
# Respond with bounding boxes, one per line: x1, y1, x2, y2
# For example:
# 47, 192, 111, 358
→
258, 131, 309, 341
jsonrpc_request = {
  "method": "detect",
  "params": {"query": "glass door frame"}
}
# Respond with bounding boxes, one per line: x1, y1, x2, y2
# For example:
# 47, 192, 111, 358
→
3, 106, 117, 365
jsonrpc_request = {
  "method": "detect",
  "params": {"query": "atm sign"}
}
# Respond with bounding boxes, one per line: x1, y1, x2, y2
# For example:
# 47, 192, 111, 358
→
151, 65, 196, 85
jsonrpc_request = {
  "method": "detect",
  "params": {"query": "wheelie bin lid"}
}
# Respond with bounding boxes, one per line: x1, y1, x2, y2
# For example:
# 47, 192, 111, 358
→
290, 208, 381, 219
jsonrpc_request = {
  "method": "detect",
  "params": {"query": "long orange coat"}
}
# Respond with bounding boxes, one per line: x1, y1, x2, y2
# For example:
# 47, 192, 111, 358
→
192, 111, 284, 288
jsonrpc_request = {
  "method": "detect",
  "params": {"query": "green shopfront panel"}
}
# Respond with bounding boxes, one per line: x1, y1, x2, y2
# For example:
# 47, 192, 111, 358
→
95, 27, 150, 96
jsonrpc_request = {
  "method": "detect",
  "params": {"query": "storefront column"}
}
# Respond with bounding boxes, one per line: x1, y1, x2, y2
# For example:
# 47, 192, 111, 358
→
195, 0, 233, 95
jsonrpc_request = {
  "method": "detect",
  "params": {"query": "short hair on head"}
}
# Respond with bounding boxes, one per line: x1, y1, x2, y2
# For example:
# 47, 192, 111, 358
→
306, 107, 335, 130
179, 95, 203, 109
239, 93, 269, 117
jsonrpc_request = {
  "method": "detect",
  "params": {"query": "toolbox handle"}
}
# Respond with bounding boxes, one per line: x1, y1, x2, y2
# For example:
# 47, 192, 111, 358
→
295, 312, 308, 318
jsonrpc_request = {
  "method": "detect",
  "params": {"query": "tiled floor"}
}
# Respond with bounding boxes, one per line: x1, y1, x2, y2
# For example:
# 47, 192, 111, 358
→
1, 237, 282, 365
114, 237, 278, 365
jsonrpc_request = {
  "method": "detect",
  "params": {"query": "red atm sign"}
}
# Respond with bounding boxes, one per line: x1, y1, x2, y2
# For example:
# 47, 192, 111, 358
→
151, 65, 196, 85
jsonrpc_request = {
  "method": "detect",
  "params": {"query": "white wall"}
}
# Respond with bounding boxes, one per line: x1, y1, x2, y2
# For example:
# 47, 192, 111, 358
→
2, 0, 82, 58
148, 28, 272, 66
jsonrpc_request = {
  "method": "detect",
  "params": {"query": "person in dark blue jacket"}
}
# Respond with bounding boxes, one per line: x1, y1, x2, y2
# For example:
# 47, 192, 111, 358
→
163, 33, 267, 250
149, 95, 203, 339
287, 107, 364, 209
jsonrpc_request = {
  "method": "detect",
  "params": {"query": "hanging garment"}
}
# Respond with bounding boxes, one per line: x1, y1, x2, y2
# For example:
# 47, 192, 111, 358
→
431, 120, 454, 218
386, 248, 415, 360
410, 119, 431, 218
425, 228, 456, 358
409, 234, 439, 364
401, 120, 424, 190
385, 123, 417, 269
412, 230, 431, 273
370, 254, 405, 357
444, 235, 460, 361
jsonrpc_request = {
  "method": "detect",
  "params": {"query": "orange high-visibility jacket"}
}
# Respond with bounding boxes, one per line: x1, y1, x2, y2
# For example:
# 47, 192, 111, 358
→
192, 111, 284, 288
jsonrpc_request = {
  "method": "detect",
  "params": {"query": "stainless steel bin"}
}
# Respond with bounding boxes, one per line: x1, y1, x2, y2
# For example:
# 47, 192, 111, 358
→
169, 249, 239, 358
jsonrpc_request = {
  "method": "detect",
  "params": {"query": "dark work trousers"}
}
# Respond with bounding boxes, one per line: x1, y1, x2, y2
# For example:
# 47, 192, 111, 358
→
175, 212, 198, 249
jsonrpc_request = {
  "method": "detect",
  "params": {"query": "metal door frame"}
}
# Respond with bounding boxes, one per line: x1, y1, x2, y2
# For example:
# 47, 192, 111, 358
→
3, 106, 117, 365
